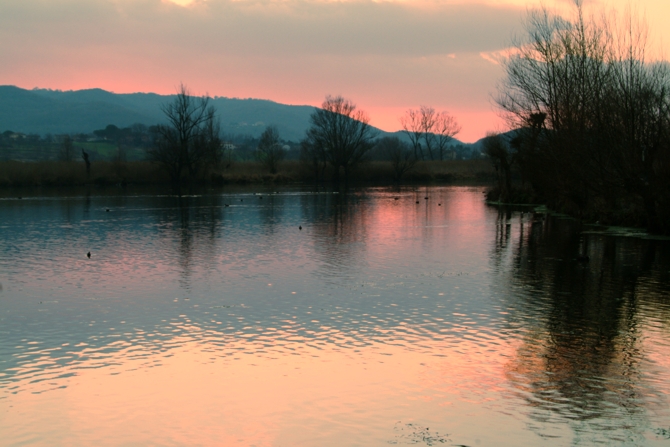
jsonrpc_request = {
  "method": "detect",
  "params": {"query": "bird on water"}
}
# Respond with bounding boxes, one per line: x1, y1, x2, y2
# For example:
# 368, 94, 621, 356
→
87, 252, 91, 259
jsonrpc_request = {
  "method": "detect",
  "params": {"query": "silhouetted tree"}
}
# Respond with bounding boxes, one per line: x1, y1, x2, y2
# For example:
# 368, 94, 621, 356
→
304, 95, 376, 183
147, 84, 221, 188
482, 132, 512, 202
495, 1, 670, 232
433, 111, 462, 160
400, 106, 461, 160
400, 107, 425, 160
255, 125, 285, 174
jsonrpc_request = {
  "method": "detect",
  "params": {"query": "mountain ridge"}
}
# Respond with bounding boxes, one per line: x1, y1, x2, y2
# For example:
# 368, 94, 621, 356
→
0, 85, 477, 147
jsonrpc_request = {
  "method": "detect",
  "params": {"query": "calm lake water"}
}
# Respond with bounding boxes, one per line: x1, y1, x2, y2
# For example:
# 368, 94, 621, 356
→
1, 185, 669, 447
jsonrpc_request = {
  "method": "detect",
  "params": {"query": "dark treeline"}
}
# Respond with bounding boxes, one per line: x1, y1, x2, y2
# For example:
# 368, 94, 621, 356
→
1, 88, 484, 189
486, 2, 670, 234
299, 96, 466, 184
0, 122, 301, 164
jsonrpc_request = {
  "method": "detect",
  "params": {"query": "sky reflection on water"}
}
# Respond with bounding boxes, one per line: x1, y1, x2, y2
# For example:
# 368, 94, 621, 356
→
1, 185, 669, 446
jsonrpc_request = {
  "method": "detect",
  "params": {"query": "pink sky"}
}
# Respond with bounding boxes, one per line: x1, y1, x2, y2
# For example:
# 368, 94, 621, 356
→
2, 0, 668, 142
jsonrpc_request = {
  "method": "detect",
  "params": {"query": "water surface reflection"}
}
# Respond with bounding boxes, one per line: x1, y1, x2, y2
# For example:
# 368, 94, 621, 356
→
491, 210, 670, 444
1, 186, 669, 446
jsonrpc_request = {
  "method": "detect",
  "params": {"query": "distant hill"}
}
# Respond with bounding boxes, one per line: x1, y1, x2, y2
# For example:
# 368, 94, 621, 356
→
0, 86, 318, 141
468, 129, 524, 156
0, 86, 480, 150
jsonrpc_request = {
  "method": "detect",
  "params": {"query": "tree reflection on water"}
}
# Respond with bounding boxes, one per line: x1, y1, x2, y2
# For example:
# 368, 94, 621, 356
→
491, 207, 670, 440
300, 190, 372, 284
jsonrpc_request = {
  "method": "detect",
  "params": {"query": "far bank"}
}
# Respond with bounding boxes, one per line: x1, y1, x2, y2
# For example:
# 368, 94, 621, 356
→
0, 159, 494, 189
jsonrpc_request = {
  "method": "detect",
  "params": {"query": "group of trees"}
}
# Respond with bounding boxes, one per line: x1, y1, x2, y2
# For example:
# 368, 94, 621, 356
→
400, 106, 461, 161
0, 132, 87, 162
0, 126, 155, 163
147, 85, 222, 187
147, 89, 462, 187
299, 96, 461, 183
490, 1, 670, 233
254, 125, 285, 174
373, 137, 419, 182
300, 95, 377, 183
2, 83, 462, 185
93, 124, 152, 148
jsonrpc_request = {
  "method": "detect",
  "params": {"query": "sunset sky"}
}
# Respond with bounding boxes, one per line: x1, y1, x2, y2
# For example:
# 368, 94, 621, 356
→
1, 0, 669, 142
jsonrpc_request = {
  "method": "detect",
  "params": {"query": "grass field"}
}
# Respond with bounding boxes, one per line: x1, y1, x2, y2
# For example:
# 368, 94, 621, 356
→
77, 142, 147, 161
1, 141, 148, 162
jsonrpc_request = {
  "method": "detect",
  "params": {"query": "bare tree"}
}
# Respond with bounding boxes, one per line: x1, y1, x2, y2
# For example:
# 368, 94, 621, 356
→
495, 1, 611, 212
434, 111, 462, 160
304, 95, 377, 183
495, 0, 670, 232
255, 125, 285, 174
401, 106, 461, 160
190, 110, 222, 178
605, 25, 670, 232
147, 84, 221, 187
399, 108, 425, 160
419, 106, 438, 160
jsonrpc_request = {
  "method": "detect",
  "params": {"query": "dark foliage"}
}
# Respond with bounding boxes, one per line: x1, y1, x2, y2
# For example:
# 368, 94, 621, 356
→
146, 85, 222, 188
255, 126, 286, 174
303, 95, 377, 183
373, 136, 417, 182
495, 1, 670, 233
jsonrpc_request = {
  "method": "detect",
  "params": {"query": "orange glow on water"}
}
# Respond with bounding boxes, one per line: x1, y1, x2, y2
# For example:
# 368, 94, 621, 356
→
0, 337, 521, 446
3, 187, 670, 446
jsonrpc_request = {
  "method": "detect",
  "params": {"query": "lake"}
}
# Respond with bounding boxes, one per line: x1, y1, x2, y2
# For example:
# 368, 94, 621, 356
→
1, 185, 669, 446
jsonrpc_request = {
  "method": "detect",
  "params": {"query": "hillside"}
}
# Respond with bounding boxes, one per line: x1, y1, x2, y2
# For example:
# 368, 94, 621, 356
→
0, 86, 316, 141
0, 86, 483, 154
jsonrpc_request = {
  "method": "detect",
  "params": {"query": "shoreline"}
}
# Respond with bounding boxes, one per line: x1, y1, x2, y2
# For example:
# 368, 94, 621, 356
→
0, 159, 495, 189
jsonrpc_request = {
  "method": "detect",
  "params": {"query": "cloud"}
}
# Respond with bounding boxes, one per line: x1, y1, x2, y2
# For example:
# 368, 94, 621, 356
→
0, 0, 525, 140
1, 0, 524, 57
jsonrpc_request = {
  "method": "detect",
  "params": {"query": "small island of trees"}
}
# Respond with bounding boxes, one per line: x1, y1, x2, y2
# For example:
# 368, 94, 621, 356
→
486, 1, 670, 234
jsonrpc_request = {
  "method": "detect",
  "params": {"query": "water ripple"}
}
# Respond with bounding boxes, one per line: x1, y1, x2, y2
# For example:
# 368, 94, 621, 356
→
1, 186, 670, 446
